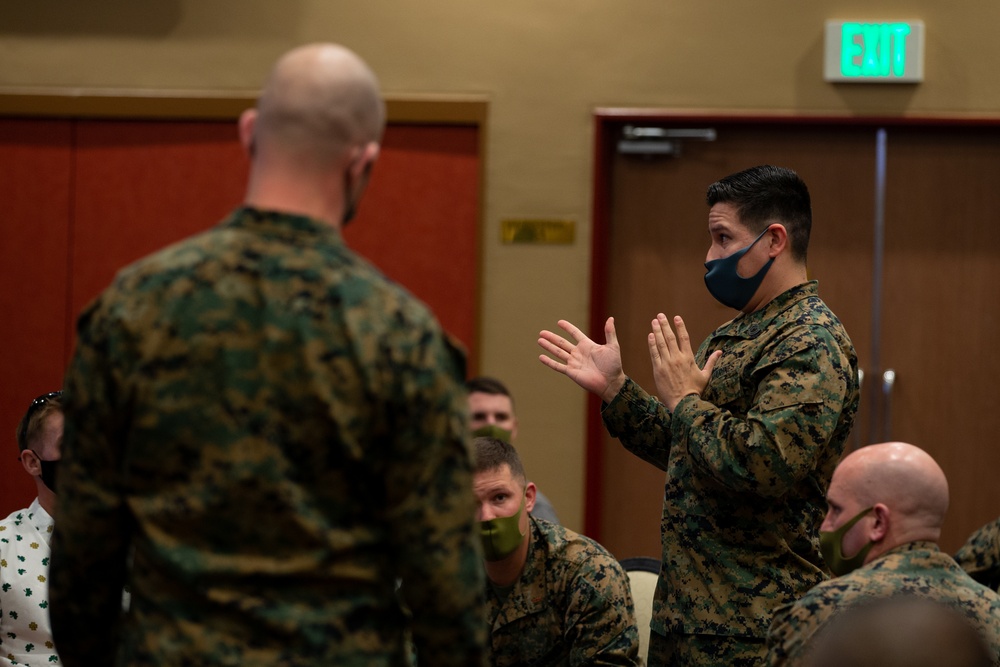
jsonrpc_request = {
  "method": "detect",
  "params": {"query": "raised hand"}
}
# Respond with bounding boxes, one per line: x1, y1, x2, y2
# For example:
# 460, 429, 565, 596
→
648, 314, 721, 411
538, 317, 627, 403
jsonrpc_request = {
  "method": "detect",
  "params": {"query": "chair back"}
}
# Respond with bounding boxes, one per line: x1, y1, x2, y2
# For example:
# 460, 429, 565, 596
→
620, 557, 660, 667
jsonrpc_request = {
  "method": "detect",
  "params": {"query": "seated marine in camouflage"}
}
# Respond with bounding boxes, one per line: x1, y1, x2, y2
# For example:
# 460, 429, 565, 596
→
472, 436, 639, 667
766, 442, 1000, 667
955, 516, 1000, 593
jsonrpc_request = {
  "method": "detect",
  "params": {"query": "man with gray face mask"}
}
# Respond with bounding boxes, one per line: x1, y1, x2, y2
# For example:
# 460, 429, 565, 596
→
1, 390, 64, 667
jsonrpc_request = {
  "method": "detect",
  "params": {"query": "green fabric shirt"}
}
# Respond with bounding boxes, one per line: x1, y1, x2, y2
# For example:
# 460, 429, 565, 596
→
603, 281, 859, 640
486, 517, 640, 667
766, 541, 1000, 666
49, 207, 486, 667
955, 516, 1000, 592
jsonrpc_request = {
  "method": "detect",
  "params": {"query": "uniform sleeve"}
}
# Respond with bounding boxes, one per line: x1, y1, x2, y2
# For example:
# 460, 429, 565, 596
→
954, 518, 1000, 592
601, 378, 673, 472
766, 592, 835, 667
49, 297, 133, 667
384, 323, 487, 667
671, 326, 852, 496
565, 554, 641, 667
766, 600, 803, 667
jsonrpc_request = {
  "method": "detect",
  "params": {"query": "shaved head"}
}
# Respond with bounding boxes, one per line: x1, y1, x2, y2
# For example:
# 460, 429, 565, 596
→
253, 43, 385, 167
833, 442, 949, 544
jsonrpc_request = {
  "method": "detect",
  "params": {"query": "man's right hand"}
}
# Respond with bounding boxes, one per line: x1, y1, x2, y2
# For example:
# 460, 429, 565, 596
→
538, 317, 626, 404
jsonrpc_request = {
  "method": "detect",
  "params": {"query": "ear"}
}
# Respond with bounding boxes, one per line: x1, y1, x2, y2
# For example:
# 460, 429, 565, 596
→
524, 481, 537, 514
238, 108, 258, 156
19, 449, 40, 476
766, 223, 789, 258
510, 416, 520, 442
869, 503, 891, 541
348, 141, 380, 179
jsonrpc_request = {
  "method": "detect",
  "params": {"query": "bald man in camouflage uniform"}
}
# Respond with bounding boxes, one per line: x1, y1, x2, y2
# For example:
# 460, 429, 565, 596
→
48, 44, 485, 667
767, 442, 1000, 666
955, 517, 1000, 592
539, 166, 859, 666
473, 437, 639, 666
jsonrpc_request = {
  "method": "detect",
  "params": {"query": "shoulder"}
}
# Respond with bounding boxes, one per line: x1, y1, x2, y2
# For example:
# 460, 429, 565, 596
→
0, 507, 30, 552
0, 506, 30, 527
755, 306, 856, 376
535, 519, 629, 584
90, 214, 442, 336
959, 517, 1000, 550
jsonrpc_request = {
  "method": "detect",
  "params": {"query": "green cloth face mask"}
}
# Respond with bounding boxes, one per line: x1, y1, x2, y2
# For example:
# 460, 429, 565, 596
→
479, 494, 526, 561
472, 424, 513, 442
820, 506, 875, 576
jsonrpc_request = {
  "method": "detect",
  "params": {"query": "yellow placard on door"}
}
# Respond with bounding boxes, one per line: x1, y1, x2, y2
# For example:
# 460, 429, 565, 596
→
501, 219, 575, 244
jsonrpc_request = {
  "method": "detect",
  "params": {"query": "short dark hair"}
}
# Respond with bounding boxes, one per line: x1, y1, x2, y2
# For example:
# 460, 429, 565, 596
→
465, 376, 513, 403
706, 165, 812, 262
472, 436, 526, 487
15, 391, 63, 452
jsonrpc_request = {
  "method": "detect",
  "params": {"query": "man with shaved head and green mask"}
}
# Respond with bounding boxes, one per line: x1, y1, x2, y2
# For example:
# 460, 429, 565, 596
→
49, 43, 485, 667
767, 442, 1000, 666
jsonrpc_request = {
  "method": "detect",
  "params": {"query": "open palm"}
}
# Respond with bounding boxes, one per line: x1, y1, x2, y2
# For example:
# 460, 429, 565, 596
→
538, 317, 626, 403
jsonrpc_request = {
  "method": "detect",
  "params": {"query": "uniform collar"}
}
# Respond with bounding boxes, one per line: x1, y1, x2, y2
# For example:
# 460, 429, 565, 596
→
222, 206, 343, 244
719, 281, 819, 339
25, 497, 55, 545
883, 540, 941, 557
491, 517, 549, 627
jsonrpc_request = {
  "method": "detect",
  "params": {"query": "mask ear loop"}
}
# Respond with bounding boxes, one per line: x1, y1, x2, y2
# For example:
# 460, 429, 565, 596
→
836, 506, 875, 558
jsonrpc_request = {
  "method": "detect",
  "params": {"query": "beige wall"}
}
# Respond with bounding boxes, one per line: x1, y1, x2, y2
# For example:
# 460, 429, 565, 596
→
3, 2, 998, 531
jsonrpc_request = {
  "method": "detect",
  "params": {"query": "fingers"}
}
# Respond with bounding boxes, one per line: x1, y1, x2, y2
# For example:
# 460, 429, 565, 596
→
556, 319, 586, 342
702, 349, 723, 377
647, 332, 660, 363
649, 317, 668, 359
538, 331, 572, 361
604, 317, 619, 348
537, 353, 569, 375
652, 313, 679, 354
672, 316, 693, 354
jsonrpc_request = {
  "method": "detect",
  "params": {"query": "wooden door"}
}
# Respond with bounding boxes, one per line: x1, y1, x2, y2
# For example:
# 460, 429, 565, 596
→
598, 118, 999, 559
880, 126, 1000, 550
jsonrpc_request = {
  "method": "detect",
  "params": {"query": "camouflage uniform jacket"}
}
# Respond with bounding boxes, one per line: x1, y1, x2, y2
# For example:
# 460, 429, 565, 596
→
955, 517, 1000, 592
603, 281, 859, 639
766, 541, 1000, 666
486, 517, 639, 667
48, 207, 486, 667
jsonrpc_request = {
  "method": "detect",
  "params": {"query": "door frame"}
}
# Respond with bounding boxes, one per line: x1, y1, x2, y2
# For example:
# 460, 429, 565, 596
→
586, 109, 1000, 539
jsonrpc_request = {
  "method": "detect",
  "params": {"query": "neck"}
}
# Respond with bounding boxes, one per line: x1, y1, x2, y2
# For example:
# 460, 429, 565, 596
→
484, 528, 531, 587
35, 481, 56, 517
871, 526, 941, 561
243, 164, 347, 231
743, 263, 809, 313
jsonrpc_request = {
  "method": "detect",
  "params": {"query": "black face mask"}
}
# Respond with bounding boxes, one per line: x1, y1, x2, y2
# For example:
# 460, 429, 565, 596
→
342, 161, 373, 227
34, 456, 59, 492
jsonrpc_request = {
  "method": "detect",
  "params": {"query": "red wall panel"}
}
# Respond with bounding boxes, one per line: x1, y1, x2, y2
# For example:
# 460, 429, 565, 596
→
0, 120, 74, 512
345, 124, 480, 358
71, 120, 248, 320
0, 117, 480, 516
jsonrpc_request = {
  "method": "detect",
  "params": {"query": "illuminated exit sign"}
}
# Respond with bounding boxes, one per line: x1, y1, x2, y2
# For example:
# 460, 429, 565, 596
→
824, 20, 924, 83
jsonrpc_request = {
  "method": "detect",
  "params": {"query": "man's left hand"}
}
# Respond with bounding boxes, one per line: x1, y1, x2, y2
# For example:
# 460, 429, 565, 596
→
647, 314, 721, 411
